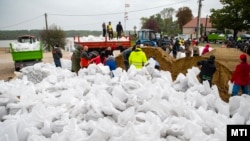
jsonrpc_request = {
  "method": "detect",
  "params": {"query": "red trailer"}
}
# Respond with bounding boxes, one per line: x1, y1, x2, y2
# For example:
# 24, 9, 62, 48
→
73, 36, 132, 51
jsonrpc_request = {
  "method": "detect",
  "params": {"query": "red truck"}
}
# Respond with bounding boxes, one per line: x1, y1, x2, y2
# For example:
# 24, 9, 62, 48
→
73, 36, 132, 51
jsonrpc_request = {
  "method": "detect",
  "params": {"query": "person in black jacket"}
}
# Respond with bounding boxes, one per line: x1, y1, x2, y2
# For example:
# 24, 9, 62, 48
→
104, 46, 114, 57
197, 55, 216, 87
122, 45, 136, 71
116, 21, 123, 39
52, 44, 63, 67
172, 39, 180, 58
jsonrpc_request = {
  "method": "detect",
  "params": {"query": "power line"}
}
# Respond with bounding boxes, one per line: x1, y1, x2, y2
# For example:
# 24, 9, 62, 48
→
49, 0, 191, 17
0, 15, 44, 29
0, 0, 191, 30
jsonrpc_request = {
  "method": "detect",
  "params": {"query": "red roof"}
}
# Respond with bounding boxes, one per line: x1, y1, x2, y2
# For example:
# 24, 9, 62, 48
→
183, 17, 212, 28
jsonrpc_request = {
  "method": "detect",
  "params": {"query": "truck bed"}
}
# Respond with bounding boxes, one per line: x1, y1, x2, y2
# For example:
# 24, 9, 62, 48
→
10, 42, 43, 61
73, 36, 131, 50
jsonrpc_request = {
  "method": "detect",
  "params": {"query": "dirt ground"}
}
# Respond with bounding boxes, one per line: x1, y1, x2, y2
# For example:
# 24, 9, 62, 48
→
1, 47, 247, 102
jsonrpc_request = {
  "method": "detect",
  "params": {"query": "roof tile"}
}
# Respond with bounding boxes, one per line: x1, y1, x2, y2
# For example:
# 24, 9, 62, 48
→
183, 17, 212, 28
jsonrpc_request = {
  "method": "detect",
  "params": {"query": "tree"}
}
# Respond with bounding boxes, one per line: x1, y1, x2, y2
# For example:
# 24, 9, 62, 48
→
153, 14, 164, 33
160, 8, 176, 35
140, 17, 149, 29
40, 24, 66, 51
166, 21, 181, 37
210, 0, 250, 38
142, 18, 159, 32
160, 8, 175, 19
175, 7, 193, 33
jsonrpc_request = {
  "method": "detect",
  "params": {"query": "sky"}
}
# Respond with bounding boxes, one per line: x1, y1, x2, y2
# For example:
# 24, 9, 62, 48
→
0, 0, 223, 31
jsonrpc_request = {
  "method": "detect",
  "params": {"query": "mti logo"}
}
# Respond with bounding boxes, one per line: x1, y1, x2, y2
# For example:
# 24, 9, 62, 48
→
227, 125, 250, 141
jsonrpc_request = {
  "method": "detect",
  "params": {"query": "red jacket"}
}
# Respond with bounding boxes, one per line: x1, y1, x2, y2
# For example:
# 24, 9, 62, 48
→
231, 62, 250, 85
201, 44, 210, 55
89, 56, 101, 64
80, 58, 89, 67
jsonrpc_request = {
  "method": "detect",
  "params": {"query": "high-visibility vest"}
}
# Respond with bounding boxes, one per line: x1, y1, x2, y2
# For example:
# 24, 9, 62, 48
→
107, 25, 113, 32
237, 36, 241, 41
128, 48, 147, 69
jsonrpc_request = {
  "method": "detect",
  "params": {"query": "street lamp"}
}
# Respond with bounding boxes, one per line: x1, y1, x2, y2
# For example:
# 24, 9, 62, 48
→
133, 26, 137, 34
134, 25, 137, 37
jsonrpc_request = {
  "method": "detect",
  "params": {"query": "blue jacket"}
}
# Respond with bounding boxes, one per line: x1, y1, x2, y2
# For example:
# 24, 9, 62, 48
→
105, 56, 116, 71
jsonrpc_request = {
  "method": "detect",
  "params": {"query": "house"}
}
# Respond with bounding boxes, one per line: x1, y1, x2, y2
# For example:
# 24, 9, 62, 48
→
182, 17, 215, 39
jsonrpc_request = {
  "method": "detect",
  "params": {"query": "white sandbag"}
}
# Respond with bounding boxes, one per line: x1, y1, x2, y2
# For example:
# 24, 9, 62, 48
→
231, 113, 245, 124
166, 136, 181, 141
51, 120, 66, 133
183, 121, 202, 139
27, 135, 50, 141
111, 85, 129, 102
40, 120, 53, 138
109, 123, 135, 141
117, 107, 135, 126
87, 64, 99, 75
229, 96, 241, 116
111, 97, 126, 111
60, 59, 72, 71
1, 120, 19, 141
186, 67, 201, 87
236, 98, 250, 123
165, 124, 184, 137
97, 64, 110, 75
228, 81, 233, 95
112, 67, 123, 78
0, 106, 7, 120
214, 98, 229, 117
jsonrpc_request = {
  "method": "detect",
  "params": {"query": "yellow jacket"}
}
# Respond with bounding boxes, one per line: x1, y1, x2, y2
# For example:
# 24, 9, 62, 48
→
129, 48, 147, 69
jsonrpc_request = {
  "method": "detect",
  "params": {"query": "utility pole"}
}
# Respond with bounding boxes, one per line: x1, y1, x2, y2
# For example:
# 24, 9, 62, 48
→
196, 0, 202, 41
45, 13, 48, 31
124, 3, 130, 35
204, 15, 208, 35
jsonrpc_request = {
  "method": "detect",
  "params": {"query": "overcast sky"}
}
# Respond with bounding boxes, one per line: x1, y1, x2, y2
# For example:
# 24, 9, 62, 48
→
0, 0, 223, 31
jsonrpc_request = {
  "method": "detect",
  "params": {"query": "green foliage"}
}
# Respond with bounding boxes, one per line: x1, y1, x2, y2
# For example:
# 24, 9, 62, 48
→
140, 7, 181, 36
0, 30, 102, 40
39, 24, 66, 51
210, 0, 250, 37
0, 30, 41, 40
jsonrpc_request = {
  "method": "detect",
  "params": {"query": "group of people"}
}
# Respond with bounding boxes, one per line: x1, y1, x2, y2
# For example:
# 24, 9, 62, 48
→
171, 38, 212, 58
102, 21, 124, 40
54, 41, 250, 97
71, 46, 116, 76
171, 37, 250, 97
197, 52, 250, 97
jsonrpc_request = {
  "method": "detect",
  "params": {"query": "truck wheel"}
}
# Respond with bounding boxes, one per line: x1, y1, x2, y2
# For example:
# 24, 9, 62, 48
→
15, 67, 20, 71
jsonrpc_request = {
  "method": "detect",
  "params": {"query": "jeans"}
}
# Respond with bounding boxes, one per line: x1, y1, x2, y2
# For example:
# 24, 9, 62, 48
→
54, 59, 62, 67
232, 84, 249, 96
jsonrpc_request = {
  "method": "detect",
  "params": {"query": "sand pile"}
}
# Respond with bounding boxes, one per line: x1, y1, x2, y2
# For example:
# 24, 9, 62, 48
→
116, 47, 248, 102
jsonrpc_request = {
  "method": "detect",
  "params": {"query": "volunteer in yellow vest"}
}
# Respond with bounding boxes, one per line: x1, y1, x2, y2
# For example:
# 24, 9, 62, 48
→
107, 21, 113, 40
128, 45, 147, 69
